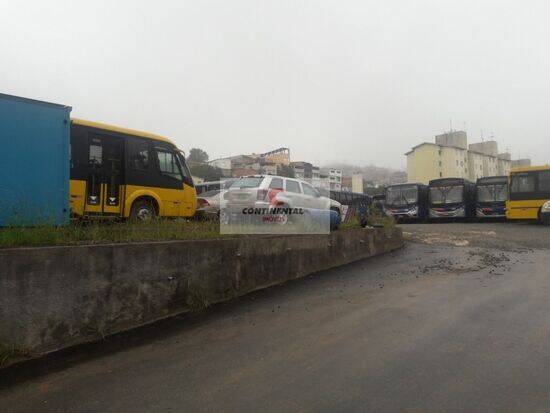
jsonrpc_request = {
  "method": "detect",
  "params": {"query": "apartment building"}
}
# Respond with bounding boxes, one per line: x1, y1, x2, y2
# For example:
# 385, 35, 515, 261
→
290, 161, 313, 179
328, 169, 343, 191
406, 131, 528, 184
497, 153, 512, 177
352, 172, 364, 193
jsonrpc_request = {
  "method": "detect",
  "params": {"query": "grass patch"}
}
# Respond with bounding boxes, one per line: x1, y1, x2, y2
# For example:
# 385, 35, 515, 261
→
0, 343, 30, 366
0, 209, 393, 249
0, 219, 225, 249
363, 205, 396, 229
364, 215, 396, 229
340, 215, 362, 230
340, 207, 396, 230
186, 283, 212, 311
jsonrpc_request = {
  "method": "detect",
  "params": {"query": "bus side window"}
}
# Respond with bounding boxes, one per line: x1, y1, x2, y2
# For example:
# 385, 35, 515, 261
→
511, 174, 535, 193
128, 139, 150, 170
156, 149, 183, 180
539, 171, 550, 192
89, 142, 103, 166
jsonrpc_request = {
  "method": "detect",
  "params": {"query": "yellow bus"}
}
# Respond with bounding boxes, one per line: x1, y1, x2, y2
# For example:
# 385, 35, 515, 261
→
69, 119, 197, 220
506, 165, 550, 222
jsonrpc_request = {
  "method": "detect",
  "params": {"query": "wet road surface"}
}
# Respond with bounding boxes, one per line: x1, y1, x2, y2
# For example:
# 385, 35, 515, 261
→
1, 222, 550, 412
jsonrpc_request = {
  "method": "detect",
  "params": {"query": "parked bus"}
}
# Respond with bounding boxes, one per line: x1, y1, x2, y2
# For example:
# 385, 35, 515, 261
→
69, 119, 196, 220
475, 176, 508, 218
385, 183, 429, 222
428, 178, 476, 219
506, 166, 550, 223
371, 194, 386, 212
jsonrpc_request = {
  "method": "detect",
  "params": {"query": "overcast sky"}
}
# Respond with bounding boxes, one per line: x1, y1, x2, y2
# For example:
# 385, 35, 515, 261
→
1, 0, 549, 169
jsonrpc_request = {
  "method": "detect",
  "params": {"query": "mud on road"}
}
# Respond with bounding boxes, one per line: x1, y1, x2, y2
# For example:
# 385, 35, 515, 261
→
403, 221, 549, 251
400, 222, 548, 289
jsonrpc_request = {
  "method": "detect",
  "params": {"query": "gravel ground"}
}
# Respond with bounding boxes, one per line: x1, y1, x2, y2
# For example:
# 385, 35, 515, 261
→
403, 220, 549, 251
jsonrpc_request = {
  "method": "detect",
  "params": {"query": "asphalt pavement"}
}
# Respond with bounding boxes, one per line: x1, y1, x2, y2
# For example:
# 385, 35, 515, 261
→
1, 222, 550, 412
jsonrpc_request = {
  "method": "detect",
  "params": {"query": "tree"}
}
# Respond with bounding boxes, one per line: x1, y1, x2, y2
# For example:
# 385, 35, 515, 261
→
277, 164, 295, 178
189, 163, 222, 182
187, 148, 209, 163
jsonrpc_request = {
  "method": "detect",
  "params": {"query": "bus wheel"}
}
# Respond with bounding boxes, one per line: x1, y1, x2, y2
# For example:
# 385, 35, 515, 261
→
538, 208, 549, 226
130, 199, 157, 221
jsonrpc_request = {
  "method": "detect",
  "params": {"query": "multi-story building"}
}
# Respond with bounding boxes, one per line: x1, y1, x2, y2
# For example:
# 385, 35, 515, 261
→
328, 169, 342, 191
290, 161, 314, 179
497, 153, 512, 176
469, 141, 500, 177
311, 167, 325, 189
341, 176, 352, 192
406, 144, 468, 184
209, 148, 294, 178
207, 157, 233, 177
467, 150, 485, 181
261, 162, 278, 175
260, 147, 290, 166
312, 166, 320, 180
406, 131, 528, 184
352, 172, 364, 193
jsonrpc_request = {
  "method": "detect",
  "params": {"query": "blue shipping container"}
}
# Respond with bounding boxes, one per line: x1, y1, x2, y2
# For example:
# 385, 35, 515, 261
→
0, 93, 72, 226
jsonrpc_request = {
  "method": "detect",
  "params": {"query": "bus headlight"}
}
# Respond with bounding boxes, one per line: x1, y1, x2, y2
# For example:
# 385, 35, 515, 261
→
407, 206, 418, 216
542, 201, 550, 212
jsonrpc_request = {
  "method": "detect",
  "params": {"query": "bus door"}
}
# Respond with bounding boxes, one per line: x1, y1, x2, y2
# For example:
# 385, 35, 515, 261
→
84, 135, 125, 215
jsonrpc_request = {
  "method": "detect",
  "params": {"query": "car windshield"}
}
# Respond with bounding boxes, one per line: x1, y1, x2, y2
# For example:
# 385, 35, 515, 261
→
477, 184, 508, 202
386, 186, 418, 206
222, 179, 237, 189
430, 185, 463, 204
230, 177, 264, 189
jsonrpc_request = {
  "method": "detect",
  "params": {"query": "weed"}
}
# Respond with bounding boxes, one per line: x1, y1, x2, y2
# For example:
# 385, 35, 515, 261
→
0, 219, 224, 249
186, 282, 211, 311
0, 343, 29, 366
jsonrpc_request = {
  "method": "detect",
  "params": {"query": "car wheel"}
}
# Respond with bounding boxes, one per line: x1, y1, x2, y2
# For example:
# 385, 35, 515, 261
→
130, 199, 157, 221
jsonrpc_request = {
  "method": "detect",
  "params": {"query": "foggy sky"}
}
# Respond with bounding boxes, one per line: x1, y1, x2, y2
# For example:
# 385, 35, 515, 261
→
2, 0, 549, 169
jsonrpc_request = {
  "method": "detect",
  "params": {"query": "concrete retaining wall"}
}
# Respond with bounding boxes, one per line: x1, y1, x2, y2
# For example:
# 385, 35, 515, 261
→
0, 227, 403, 355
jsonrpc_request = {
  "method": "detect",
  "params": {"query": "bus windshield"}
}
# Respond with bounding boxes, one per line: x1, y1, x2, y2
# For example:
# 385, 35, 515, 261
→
430, 185, 463, 204
477, 184, 508, 202
386, 186, 418, 206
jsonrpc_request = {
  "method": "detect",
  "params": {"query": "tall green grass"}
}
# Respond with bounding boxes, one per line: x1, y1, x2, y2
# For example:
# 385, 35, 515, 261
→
0, 219, 223, 249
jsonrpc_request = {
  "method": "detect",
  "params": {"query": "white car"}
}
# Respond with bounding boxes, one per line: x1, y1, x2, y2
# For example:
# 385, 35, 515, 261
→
541, 201, 550, 225
223, 175, 341, 228
196, 189, 226, 219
